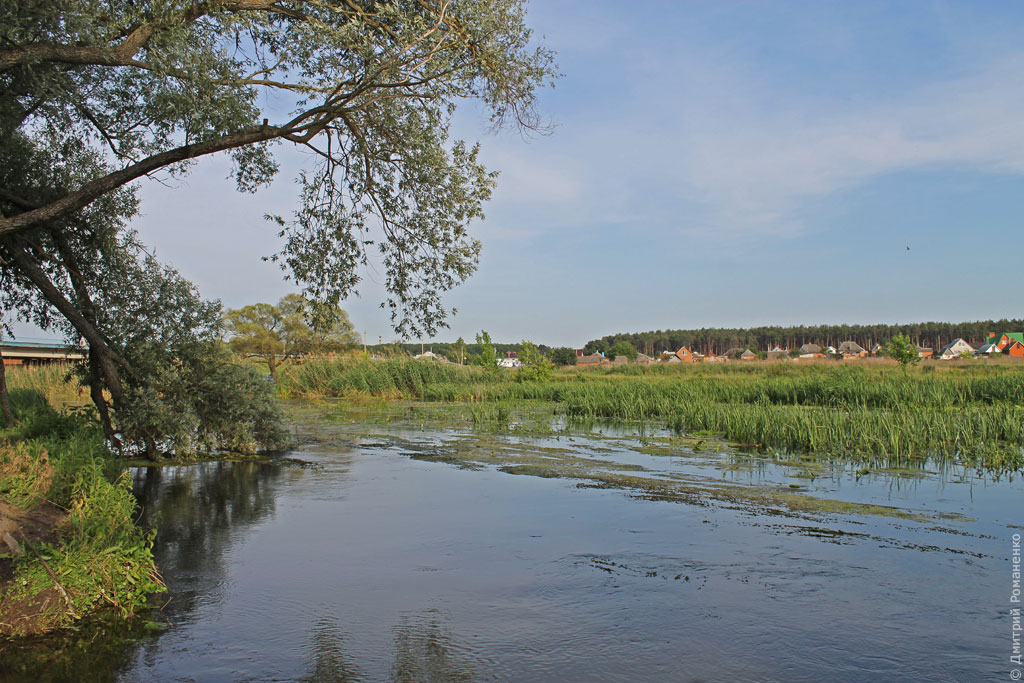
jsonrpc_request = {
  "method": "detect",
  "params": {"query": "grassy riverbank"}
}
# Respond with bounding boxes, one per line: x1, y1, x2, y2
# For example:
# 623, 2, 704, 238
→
279, 358, 1024, 472
0, 376, 163, 636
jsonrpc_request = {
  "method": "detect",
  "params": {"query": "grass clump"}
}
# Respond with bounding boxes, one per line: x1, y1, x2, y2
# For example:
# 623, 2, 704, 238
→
0, 389, 164, 636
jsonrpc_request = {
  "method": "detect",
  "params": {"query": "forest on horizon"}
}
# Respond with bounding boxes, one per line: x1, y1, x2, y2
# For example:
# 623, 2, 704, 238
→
582, 319, 1024, 357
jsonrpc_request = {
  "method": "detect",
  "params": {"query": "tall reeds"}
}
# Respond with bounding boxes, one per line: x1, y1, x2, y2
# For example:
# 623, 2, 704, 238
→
277, 357, 1024, 471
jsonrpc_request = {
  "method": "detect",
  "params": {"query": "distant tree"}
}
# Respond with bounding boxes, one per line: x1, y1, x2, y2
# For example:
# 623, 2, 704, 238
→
225, 295, 358, 380
886, 334, 920, 371
549, 347, 578, 366
473, 330, 497, 370
453, 337, 467, 366
609, 341, 638, 361
518, 341, 553, 382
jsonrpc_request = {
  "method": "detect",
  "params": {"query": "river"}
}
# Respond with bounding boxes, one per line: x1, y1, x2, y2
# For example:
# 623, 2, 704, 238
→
2, 402, 1018, 681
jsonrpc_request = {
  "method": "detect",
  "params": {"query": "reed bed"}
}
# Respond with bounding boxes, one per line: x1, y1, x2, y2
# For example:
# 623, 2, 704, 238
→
275, 357, 1024, 471
4, 363, 87, 406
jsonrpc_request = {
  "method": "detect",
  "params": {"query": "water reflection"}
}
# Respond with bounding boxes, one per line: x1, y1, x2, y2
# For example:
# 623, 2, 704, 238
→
0, 617, 150, 683
392, 611, 476, 683
295, 611, 476, 683
300, 617, 362, 682
0, 461, 290, 683
2, 405, 1013, 681
134, 461, 285, 587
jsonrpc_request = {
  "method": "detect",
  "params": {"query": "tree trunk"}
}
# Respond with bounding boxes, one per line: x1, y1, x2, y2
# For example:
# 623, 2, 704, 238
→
0, 346, 15, 428
88, 349, 119, 447
2, 238, 128, 411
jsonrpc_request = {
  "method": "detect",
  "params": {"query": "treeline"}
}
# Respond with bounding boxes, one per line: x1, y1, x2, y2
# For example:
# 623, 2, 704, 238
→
584, 319, 1024, 356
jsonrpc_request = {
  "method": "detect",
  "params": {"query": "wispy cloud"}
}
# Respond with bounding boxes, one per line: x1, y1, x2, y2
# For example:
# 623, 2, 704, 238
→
666, 54, 1024, 239
480, 28, 1024, 244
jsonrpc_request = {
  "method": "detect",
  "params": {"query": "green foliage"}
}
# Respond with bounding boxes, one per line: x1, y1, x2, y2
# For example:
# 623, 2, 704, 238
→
2, 0, 557, 337
609, 341, 638, 361
278, 357, 496, 400
517, 341, 553, 382
474, 330, 498, 372
886, 334, 920, 370
2, 365, 83, 406
549, 347, 578, 366
452, 337, 467, 366
585, 319, 1020, 358
120, 355, 287, 457
91, 263, 289, 458
0, 396, 164, 635
281, 359, 1024, 472
225, 294, 359, 379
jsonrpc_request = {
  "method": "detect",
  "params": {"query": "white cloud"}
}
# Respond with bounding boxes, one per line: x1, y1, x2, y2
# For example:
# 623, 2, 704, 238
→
482, 44, 1024, 244
650, 53, 1024, 239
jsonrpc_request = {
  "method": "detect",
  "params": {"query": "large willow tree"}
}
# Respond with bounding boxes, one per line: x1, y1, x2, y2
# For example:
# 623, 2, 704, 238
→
0, 0, 555, 455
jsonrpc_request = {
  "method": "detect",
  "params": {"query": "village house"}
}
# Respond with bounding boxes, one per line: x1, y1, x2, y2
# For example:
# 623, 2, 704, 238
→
917, 346, 933, 359
837, 341, 867, 359
577, 352, 605, 366
634, 352, 656, 365
939, 338, 974, 360
798, 343, 825, 359
1006, 340, 1024, 358
766, 345, 788, 361
675, 346, 698, 363
740, 349, 757, 361
992, 332, 1024, 351
975, 343, 1001, 355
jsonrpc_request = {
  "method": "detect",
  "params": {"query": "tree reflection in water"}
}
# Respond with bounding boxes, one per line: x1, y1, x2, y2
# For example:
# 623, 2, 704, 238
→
133, 460, 287, 602
300, 617, 362, 682
392, 610, 476, 683
0, 461, 289, 683
296, 610, 478, 683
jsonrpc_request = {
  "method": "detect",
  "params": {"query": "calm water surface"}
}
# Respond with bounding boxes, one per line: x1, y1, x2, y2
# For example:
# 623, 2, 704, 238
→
9, 404, 1020, 681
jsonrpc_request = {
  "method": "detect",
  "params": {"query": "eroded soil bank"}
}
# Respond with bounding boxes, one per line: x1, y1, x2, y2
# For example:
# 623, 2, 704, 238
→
0, 501, 68, 637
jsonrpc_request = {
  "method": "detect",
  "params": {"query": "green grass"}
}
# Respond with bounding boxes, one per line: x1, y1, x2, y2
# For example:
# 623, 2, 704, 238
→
4, 364, 89, 407
0, 388, 164, 636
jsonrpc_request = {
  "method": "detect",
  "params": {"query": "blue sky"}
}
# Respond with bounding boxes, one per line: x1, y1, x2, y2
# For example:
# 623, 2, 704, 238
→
13, 1, 1024, 347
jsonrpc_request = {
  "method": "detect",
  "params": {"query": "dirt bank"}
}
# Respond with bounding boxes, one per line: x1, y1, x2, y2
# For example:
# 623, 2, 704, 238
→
0, 500, 67, 636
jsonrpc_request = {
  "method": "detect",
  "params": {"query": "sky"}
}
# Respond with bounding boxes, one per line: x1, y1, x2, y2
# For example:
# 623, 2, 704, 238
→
12, 0, 1024, 347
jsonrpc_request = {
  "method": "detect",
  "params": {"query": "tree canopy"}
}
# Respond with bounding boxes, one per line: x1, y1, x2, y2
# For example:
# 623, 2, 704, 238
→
1, 0, 556, 336
225, 294, 359, 379
0, 1, 554, 456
